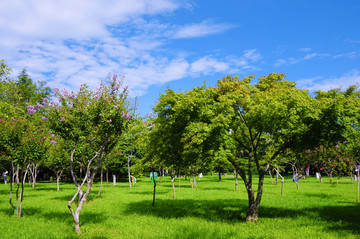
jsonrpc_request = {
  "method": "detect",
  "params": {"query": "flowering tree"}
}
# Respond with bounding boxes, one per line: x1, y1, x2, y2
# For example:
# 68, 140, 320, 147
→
32, 74, 131, 234
0, 117, 54, 217
43, 136, 69, 191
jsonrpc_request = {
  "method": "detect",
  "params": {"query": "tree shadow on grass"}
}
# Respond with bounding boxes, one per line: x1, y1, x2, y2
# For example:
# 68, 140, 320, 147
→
302, 192, 333, 199
125, 198, 248, 222
316, 205, 360, 234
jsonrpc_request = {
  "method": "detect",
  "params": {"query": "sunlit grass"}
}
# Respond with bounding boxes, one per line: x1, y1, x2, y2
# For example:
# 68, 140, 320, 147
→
0, 175, 359, 238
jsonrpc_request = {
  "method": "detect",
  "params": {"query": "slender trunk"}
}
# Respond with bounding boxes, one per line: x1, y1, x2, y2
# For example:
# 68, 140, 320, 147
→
19, 166, 29, 217
106, 169, 109, 187
234, 169, 238, 191
171, 176, 176, 198
273, 168, 284, 195
98, 162, 103, 196
128, 156, 131, 190
56, 169, 64, 192
218, 170, 222, 182
193, 174, 197, 188
152, 172, 156, 206
30, 163, 38, 189
178, 169, 181, 193
68, 146, 104, 235
357, 170, 359, 203
275, 171, 279, 185
9, 160, 16, 210
80, 165, 83, 179
269, 169, 274, 184
16, 165, 19, 217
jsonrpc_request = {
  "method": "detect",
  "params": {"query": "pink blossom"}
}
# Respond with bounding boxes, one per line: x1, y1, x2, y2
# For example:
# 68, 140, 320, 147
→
108, 119, 112, 123
50, 140, 57, 145
27, 105, 37, 114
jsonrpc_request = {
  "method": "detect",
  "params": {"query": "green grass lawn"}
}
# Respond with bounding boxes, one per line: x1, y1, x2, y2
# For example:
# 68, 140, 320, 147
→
0, 175, 359, 239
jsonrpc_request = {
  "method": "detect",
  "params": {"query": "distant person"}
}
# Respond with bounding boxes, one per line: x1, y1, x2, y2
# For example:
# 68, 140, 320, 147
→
2, 171, 8, 184
306, 166, 310, 176
292, 172, 302, 183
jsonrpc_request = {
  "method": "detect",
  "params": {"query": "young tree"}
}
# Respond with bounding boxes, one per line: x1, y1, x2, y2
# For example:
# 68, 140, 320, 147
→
31, 74, 131, 234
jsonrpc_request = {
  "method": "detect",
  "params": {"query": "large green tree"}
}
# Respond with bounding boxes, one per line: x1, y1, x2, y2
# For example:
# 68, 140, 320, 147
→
212, 74, 319, 221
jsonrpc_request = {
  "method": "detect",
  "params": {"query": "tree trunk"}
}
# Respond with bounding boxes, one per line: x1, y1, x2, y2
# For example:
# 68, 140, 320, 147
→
178, 169, 181, 193
269, 169, 274, 184
245, 172, 265, 222
218, 170, 222, 182
234, 169, 238, 191
9, 160, 16, 210
357, 170, 359, 203
56, 169, 64, 192
152, 172, 156, 206
68, 146, 104, 234
171, 176, 176, 198
29, 163, 38, 189
98, 163, 103, 196
106, 169, 109, 187
19, 166, 29, 217
128, 156, 132, 190
275, 171, 279, 185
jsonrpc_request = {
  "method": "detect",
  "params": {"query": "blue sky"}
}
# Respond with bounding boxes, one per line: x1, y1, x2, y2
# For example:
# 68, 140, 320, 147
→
1, 0, 359, 115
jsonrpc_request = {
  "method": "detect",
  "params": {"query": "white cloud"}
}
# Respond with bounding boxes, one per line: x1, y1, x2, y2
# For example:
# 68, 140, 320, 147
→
297, 69, 360, 92
299, 48, 312, 52
0, 0, 258, 100
172, 20, 233, 39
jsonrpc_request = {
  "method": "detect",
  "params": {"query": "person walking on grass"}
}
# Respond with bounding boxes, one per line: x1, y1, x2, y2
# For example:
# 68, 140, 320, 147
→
2, 171, 8, 184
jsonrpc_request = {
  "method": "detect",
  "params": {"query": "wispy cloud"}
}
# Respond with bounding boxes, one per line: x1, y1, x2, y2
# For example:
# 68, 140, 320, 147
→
297, 69, 360, 92
0, 0, 244, 97
172, 20, 233, 39
274, 51, 329, 67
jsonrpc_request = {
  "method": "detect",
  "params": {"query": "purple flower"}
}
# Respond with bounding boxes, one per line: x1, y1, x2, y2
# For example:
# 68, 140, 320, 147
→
125, 113, 131, 120
108, 119, 112, 123
27, 105, 37, 114
42, 117, 47, 121
51, 140, 57, 145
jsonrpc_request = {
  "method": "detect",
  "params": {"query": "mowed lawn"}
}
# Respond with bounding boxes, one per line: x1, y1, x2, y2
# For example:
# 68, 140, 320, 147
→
0, 174, 359, 239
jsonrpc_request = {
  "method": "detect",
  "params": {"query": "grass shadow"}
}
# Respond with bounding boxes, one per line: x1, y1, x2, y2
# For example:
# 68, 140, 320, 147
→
125, 198, 248, 222
316, 205, 360, 234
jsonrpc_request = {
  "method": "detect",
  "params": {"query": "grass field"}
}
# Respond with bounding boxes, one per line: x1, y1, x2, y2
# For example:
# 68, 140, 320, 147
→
0, 174, 359, 239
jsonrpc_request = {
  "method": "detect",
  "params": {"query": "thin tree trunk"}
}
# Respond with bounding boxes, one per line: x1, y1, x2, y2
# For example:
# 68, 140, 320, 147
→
218, 170, 222, 182
15, 165, 20, 217
29, 163, 38, 189
178, 169, 181, 193
106, 169, 109, 186
234, 169, 238, 191
68, 145, 104, 235
19, 165, 29, 217
56, 169, 64, 192
9, 160, 16, 210
171, 176, 176, 198
128, 155, 132, 190
274, 169, 284, 195
269, 169, 274, 184
152, 172, 156, 206
357, 170, 359, 203
275, 170, 279, 185
98, 162, 103, 196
